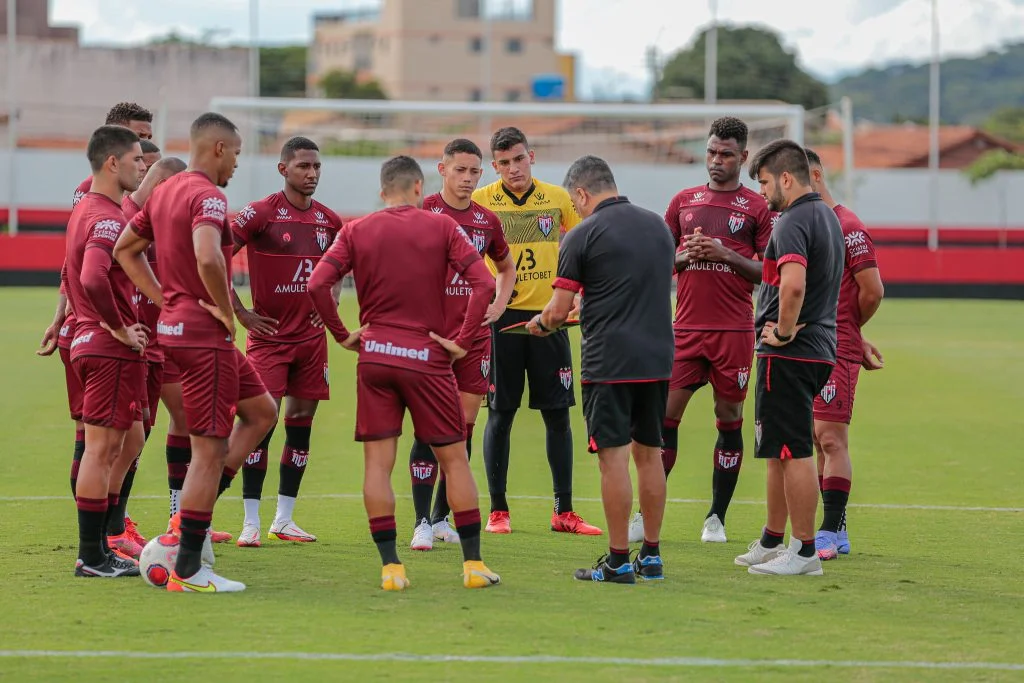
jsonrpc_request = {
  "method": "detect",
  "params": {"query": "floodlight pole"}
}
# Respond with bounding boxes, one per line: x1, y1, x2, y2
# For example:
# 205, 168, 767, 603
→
6, 0, 18, 236
927, 0, 940, 251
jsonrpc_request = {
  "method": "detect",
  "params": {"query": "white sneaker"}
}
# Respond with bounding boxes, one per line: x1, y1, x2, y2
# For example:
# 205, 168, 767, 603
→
701, 514, 728, 543
411, 519, 433, 551
237, 522, 261, 548
627, 511, 645, 544
268, 520, 317, 542
432, 518, 460, 543
169, 565, 246, 593
734, 538, 786, 567
748, 538, 824, 576
201, 531, 216, 568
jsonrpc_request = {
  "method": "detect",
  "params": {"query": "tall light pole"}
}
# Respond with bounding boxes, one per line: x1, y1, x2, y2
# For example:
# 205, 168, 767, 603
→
927, 0, 940, 251
704, 0, 718, 104
6, 0, 18, 236
249, 0, 260, 101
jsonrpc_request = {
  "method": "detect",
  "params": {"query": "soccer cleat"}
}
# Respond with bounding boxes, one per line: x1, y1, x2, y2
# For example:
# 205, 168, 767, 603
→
237, 523, 261, 548
167, 566, 246, 593
815, 530, 839, 561
551, 511, 603, 536
202, 532, 216, 568
381, 563, 409, 591
748, 538, 824, 576
734, 539, 787, 567
632, 553, 665, 581
268, 520, 317, 543
411, 519, 433, 551
107, 532, 144, 560
167, 512, 180, 536
837, 529, 851, 555
75, 554, 140, 578
124, 515, 147, 547
574, 555, 636, 584
432, 518, 460, 544
485, 510, 512, 534
701, 514, 728, 543
210, 529, 233, 544
463, 560, 501, 589
627, 511, 645, 544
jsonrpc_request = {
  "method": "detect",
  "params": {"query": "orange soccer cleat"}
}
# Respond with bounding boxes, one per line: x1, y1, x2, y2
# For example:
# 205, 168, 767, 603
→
484, 511, 512, 534
551, 511, 603, 536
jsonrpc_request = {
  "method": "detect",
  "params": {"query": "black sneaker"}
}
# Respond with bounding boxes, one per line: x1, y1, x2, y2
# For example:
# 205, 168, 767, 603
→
632, 552, 664, 581
573, 555, 636, 584
74, 554, 140, 578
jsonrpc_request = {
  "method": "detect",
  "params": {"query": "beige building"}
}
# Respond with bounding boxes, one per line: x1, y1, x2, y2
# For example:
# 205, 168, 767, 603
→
310, 0, 574, 102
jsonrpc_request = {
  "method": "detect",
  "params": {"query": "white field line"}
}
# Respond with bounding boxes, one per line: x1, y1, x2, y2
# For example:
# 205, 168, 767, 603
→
0, 650, 1021, 671
0, 493, 1020, 512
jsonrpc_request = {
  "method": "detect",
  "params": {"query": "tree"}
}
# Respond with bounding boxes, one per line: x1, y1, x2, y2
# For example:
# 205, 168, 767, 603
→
981, 107, 1024, 144
963, 149, 1024, 185
656, 26, 829, 110
319, 69, 388, 100
260, 46, 307, 98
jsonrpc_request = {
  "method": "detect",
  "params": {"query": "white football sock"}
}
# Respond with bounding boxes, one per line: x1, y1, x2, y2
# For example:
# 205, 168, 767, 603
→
275, 495, 296, 524
243, 498, 261, 526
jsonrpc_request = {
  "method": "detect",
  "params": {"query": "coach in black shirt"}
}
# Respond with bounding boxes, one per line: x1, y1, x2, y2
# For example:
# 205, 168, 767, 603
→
527, 155, 674, 584
733, 139, 844, 577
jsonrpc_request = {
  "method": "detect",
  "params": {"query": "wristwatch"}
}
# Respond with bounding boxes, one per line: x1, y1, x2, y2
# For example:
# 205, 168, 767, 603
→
536, 319, 551, 333
773, 327, 793, 342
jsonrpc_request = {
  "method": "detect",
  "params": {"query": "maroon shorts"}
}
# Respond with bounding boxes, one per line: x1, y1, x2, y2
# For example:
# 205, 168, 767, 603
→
355, 363, 464, 445
73, 355, 146, 430
168, 346, 267, 438
670, 329, 755, 403
162, 353, 182, 385
247, 335, 329, 401
813, 359, 861, 425
452, 335, 491, 396
144, 361, 164, 428
58, 346, 84, 421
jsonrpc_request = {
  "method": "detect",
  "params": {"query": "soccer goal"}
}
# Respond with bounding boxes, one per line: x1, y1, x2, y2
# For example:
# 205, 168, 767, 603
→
210, 97, 807, 219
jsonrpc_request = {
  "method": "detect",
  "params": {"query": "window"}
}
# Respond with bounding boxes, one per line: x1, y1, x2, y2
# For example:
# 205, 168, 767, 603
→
456, 0, 481, 18
470, 36, 483, 53
506, 37, 522, 54
470, 88, 483, 101
505, 89, 520, 102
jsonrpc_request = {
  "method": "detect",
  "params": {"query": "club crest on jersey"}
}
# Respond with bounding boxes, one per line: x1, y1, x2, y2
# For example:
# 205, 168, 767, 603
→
538, 215, 554, 237
472, 231, 487, 254
737, 366, 750, 390
728, 213, 746, 234
316, 228, 330, 251
558, 367, 573, 390
820, 379, 837, 404
480, 355, 490, 378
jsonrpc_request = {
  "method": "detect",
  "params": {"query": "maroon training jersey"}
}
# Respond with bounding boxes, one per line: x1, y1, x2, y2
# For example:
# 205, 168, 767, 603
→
130, 171, 234, 350
123, 194, 164, 363
59, 177, 94, 351
665, 185, 773, 331
423, 193, 509, 340
232, 192, 343, 344
63, 193, 139, 361
308, 205, 494, 376
833, 205, 879, 363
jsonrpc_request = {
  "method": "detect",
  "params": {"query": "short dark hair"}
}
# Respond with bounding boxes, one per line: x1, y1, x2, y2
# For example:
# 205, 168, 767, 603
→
86, 125, 141, 172
490, 127, 529, 154
563, 155, 617, 195
281, 136, 320, 162
443, 138, 483, 159
140, 139, 160, 155
709, 116, 748, 149
105, 102, 153, 126
380, 155, 423, 193
190, 112, 238, 139
155, 156, 187, 174
748, 139, 810, 185
804, 147, 823, 168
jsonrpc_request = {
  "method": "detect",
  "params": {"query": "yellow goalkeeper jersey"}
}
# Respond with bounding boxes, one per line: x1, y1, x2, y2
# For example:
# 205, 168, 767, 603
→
472, 178, 581, 311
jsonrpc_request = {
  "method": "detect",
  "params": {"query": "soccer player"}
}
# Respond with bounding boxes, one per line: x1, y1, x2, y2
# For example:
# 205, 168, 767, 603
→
735, 139, 843, 576
805, 149, 885, 560
115, 112, 278, 592
140, 140, 163, 172
472, 126, 601, 536
631, 116, 773, 544
307, 155, 501, 591
231, 137, 343, 547
64, 125, 148, 577
407, 138, 515, 551
527, 156, 674, 584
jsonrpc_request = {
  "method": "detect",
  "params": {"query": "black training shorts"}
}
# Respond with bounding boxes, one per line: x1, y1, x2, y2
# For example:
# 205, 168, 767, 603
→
754, 355, 833, 460
582, 380, 668, 453
488, 309, 576, 411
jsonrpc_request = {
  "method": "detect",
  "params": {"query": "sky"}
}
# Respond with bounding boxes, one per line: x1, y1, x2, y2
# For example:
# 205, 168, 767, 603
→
49, 0, 1024, 98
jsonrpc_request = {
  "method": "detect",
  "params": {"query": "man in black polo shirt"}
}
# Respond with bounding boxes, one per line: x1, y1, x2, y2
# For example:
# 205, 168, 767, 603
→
734, 139, 844, 576
527, 155, 674, 584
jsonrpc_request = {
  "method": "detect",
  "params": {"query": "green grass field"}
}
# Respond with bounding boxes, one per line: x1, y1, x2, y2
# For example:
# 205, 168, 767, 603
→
1, 288, 1023, 682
